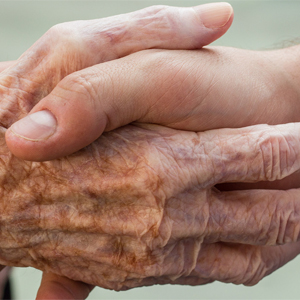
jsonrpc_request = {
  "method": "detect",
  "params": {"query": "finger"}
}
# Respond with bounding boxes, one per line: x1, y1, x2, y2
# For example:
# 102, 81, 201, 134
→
36, 272, 93, 300
102, 242, 300, 289
197, 123, 300, 185
167, 122, 300, 186
0, 266, 11, 297
194, 242, 300, 286
208, 189, 300, 246
0, 3, 233, 128
169, 187, 300, 246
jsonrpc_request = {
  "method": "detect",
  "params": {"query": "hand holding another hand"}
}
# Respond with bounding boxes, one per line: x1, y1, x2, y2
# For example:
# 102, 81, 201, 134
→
1, 3, 300, 299
0, 2, 233, 161
0, 4, 235, 298
1, 123, 300, 292
4, 41, 300, 163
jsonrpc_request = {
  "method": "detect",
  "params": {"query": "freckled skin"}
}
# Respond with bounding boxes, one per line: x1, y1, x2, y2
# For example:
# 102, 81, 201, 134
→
0, 123, 300, 290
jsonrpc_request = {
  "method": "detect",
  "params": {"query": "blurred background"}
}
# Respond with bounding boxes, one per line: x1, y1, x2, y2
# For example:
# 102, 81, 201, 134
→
1, 0, 300, 299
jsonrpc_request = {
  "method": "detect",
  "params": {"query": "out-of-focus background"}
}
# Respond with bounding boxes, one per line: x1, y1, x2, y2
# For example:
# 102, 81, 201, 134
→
1, 0, 300, 299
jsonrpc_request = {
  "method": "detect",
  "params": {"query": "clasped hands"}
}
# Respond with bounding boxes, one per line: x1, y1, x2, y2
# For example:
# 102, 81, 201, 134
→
1, 3, 300, 299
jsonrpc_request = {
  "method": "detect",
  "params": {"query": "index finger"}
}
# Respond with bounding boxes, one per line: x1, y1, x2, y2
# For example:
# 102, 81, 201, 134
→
195, 123, 300, 186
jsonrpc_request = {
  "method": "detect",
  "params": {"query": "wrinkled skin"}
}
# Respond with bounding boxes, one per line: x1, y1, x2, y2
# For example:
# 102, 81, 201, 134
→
4, 47, 300, 190
1, 122, 300, 290
1, 4, 300, 295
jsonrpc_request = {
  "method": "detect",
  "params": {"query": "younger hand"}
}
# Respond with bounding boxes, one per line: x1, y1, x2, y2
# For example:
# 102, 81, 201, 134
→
0, 2, 233, 159
5, 46, 300, 161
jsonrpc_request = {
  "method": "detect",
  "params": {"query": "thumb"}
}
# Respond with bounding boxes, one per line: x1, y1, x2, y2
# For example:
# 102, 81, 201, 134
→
6, 3, 234, 161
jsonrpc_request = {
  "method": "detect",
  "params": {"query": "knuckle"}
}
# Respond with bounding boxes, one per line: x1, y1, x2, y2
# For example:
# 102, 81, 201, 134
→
245, 192, 300, 246
257, 125, 297, 181
71, 73, 95, 97
45, 21, 86, 53
47, 22, 76, 39
137, 5, 186, 30
0, 75, 40, 127
44, 23, 66, 42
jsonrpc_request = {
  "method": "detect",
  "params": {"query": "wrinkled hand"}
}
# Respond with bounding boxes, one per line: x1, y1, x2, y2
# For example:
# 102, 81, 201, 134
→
0, 62, 93, 300
1, 122, 300, 291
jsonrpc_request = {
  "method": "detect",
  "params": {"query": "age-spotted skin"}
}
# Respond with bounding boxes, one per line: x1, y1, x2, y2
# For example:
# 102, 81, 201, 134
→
0, 123, 299, 290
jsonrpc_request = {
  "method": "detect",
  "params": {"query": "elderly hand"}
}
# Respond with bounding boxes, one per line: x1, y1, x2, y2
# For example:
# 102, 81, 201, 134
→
0, 122, 300, 292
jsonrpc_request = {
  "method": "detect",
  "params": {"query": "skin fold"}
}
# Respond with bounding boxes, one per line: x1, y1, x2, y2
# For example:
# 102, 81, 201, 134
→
1, 122, 300, 290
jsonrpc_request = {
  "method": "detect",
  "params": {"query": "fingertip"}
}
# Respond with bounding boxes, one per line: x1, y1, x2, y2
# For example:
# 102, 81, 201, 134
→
5, 109, 60, 161
9, 110, 57, 142
190, 2, 234, 47
5, 127, 59, 161
195, 2, 233, 29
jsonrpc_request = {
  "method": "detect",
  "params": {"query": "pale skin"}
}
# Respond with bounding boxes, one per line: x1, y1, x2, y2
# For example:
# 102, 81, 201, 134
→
1, 3, 300, 300
1, 2, 234, 161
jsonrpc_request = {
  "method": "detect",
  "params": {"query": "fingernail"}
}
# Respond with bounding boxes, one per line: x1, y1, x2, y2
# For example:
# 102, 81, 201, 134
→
198, 2, 233, 29
10, 110, 57, 141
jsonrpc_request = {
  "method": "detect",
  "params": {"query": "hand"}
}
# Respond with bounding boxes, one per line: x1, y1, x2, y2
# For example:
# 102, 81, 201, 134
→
1, 122, 300, 290
5, 45, 300, 161
0, 2, 233, 160
0, 61, 93, 300
0, 4, 235, 298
